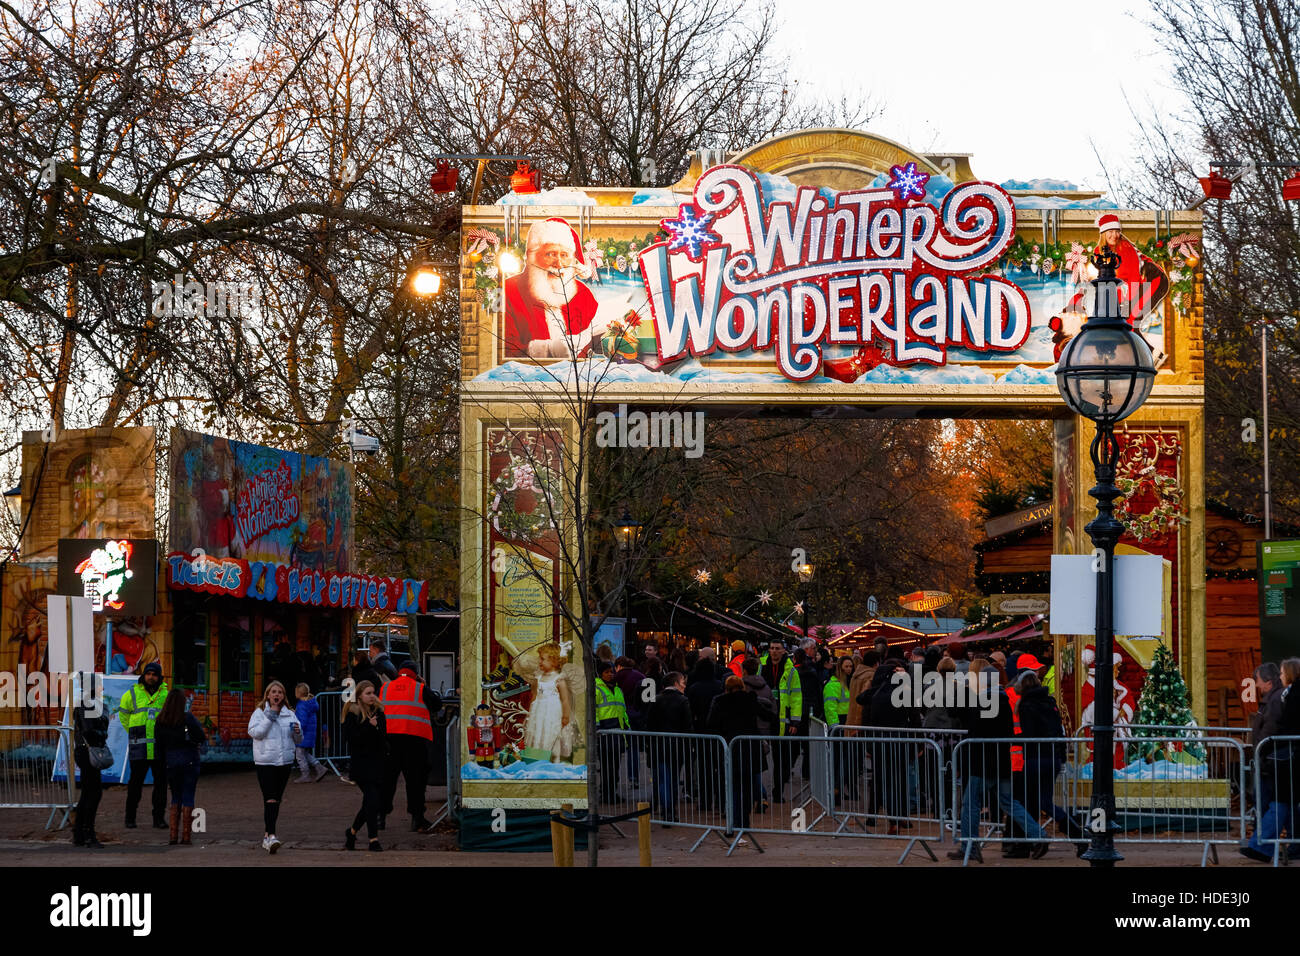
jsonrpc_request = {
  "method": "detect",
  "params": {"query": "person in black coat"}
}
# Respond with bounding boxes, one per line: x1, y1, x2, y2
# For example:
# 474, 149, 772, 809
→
154, 689, 207, 845
866, 659, 914, 829
72, 683, 110, 848
343, 680, 389, 851
647, 671, 692, 820
685, 658, 725, 812
951, 667, 1044, 862
706, 676, 765, 831
1014, 673, 1086, 853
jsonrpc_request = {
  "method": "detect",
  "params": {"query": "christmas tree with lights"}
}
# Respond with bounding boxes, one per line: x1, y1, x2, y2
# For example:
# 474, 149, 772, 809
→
1131, 640, 1204, 762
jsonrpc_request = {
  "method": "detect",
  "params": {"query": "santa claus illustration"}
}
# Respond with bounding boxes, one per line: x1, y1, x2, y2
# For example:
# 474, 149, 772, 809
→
1049, 214, 1170, 365
503, 218, 606, 358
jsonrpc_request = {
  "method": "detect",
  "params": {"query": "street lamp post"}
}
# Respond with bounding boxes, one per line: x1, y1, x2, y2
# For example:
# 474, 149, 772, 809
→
614, 507, 643, 649
1055, 248, 1156, 868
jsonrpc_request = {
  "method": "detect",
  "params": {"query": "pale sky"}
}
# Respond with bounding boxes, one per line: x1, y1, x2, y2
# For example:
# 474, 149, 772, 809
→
774, 0, 1187, 193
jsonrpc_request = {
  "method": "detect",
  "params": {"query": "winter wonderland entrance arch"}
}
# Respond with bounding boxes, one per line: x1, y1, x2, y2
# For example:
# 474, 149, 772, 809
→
456, 128, 1206, 818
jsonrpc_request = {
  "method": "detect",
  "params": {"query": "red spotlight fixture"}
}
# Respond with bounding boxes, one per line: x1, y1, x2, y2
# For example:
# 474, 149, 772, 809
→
1198, 173, 1234, 201
428, 160, 458, 193
510, 161, 540, 194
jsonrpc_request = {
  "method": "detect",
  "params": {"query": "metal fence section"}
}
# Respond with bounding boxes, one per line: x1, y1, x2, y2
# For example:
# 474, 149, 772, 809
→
950, 734, 1245, 866
1108, 734, 1247, 865
312, 691, 349, 775
594, 729, 732, 851
1251, 735, 1300, 866
0, 725, 76, 829
430, 716, 460, 827
949, 736, 1091, 865
819, 733, 950, 863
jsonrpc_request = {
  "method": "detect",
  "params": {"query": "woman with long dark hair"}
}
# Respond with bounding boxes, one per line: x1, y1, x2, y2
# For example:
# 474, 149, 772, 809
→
72, 679, 109, 848
154, 689, 206, 845
342, 680, 387, 851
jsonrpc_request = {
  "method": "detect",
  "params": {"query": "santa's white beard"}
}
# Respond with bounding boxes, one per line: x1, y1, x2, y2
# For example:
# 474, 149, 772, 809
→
523, 264, 579, 308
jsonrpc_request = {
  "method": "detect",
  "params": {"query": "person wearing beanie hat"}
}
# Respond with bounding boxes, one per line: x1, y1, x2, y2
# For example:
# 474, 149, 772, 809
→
118, 660, 170, 829
727, 640, 747, 679
503, 216, 607, 359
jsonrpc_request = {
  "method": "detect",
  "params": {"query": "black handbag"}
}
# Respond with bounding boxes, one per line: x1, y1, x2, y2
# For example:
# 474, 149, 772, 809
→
87, 746, 115, 769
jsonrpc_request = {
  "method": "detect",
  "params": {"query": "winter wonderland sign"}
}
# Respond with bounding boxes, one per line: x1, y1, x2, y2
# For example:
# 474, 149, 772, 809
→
469, 155, 1185, 389
642, 164, 1030, 380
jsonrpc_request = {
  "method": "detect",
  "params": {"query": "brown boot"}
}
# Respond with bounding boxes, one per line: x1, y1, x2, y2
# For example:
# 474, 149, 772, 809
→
180, 806, 193, 845
168, 805, 180, 845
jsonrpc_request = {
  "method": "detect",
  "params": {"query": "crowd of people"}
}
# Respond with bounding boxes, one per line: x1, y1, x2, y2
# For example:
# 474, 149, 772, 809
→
590, 634, 1095, 861
69, 639, 442, 853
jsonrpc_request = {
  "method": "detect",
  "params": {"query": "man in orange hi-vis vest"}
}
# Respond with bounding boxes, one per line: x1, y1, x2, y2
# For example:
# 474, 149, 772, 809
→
380, 659, 442, 833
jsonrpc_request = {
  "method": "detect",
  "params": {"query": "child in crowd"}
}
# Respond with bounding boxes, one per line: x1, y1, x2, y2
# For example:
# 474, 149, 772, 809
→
293, 683, 328, 783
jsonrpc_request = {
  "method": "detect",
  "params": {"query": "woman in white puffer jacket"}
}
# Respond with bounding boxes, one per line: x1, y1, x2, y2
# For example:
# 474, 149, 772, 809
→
247, 680, 303, 853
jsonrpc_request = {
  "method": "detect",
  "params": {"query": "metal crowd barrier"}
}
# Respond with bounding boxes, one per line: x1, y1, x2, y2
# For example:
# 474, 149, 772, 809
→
0, 725, 76, 829
430, 716, 460, 827
949, 734, 1245, 866
1251, 735, 1300, 867
594, 724, 1256, 866
593, 729, 732, 851
312, 691, 349, 775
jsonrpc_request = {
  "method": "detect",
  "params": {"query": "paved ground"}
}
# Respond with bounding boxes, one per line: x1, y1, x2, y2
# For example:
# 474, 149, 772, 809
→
0, 766, 1282, 867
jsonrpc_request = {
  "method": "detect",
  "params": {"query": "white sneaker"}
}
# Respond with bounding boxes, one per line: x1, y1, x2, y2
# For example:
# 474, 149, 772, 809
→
260, 835, 270, 851
267, 835, 281, 854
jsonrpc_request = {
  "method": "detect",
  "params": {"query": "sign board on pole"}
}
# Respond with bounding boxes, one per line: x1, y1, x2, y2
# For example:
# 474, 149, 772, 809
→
1048, 555, 1166, 636
990, 594, 1051, 616
985, 504, 1053, 540
46, 595, 94, 674
1259, 540, 1300, 660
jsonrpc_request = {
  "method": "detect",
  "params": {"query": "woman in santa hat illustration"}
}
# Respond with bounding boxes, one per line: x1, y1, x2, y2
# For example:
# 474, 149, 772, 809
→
1049, 214, 1170, 363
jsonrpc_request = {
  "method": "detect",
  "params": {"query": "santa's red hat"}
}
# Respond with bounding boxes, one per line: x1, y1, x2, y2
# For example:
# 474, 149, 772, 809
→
1096, 213, 1122, 234
525, 217, 592, 279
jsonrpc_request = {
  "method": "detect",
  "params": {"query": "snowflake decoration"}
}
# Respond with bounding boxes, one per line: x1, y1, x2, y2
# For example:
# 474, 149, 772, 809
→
887, 162, 930, 202
793, 601, 804, 615
757, 589, 773, 606
661, 204, 721, 261
693, 568, 711, 585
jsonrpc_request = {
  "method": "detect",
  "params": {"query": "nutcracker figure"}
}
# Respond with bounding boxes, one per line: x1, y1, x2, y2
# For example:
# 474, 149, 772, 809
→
467, 702, 503, 769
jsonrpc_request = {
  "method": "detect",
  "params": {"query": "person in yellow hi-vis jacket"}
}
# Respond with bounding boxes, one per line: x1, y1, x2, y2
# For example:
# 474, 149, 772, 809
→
759, 641, 803, 802
118, 662, 169, 829
595, 660, 629, 804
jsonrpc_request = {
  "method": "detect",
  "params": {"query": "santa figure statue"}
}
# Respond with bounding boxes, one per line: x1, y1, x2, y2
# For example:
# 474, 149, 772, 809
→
503, 217, 605, 358
1079, 644, 1136, 769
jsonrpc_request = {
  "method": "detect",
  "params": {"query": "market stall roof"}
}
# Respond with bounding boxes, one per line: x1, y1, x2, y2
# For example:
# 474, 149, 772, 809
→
931, 614, 1045, 646
825, 617, 959, 651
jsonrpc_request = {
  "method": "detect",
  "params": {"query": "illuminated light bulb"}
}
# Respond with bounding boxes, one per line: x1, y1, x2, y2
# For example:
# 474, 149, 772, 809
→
497, 250, 523, 278
412, 268, 441, 296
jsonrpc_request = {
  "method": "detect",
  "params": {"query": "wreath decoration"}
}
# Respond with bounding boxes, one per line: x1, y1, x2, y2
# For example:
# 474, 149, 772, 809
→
489, 452, 564, 543
1115, 466, 1188, 542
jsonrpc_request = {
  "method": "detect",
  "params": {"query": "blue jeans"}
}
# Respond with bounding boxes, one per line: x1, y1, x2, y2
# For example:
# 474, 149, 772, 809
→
654, 760, 680, 819
960, 774, 1043, 843
166, 759, 200, 806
